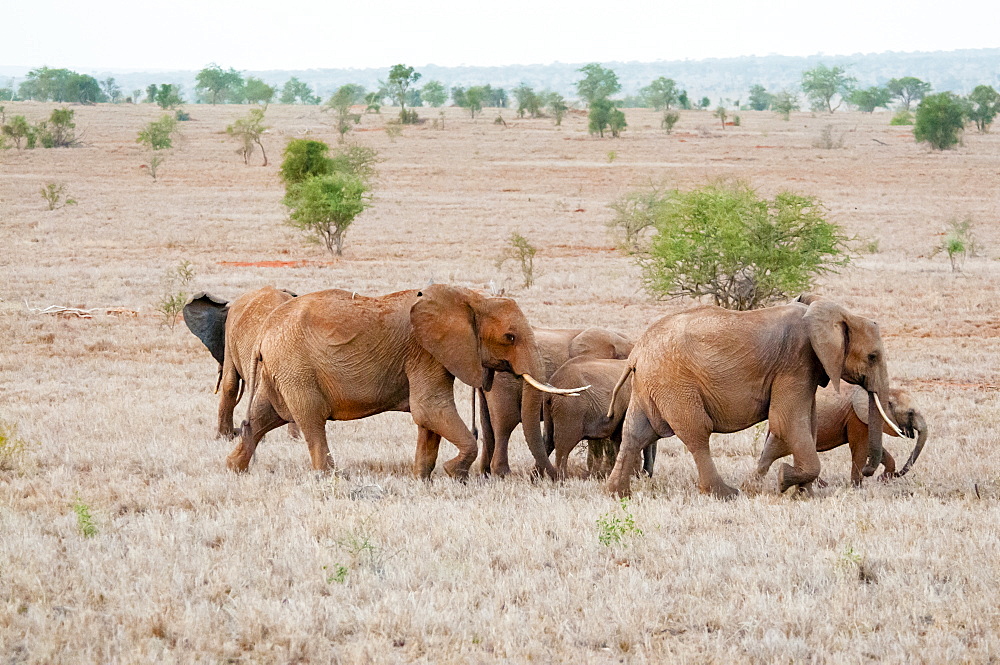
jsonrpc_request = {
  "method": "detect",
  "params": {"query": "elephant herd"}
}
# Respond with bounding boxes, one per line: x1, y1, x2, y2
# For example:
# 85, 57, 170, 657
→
184, 285, 927, 498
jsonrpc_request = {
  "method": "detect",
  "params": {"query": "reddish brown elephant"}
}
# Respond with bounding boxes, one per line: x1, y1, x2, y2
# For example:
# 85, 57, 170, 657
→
606, 296, 902, 498
184, 286, 313, 438
229, 285, 586, 478
478, 327, 633, 476
756, 384, 928, 486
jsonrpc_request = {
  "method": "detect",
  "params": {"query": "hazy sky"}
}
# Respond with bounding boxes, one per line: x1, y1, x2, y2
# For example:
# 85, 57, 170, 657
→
3, 0, 996, 72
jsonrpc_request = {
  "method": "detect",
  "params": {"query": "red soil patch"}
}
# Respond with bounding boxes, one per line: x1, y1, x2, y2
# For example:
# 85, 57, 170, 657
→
217, 260, 330, 268
905, 379, 999, 392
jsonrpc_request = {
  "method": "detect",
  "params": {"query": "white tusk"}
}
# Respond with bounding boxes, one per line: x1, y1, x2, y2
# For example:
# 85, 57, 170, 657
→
873, 393, 904, 437
521, 373, 590, 396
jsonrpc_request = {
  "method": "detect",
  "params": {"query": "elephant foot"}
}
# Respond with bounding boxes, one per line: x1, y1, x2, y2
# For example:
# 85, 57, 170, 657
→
606, 473, 632, 498
226, 450, 251, 473
443, 457, 472, 482
708, 483, 740, 501
778, 463, 819, 494
490, 463, 512, 478
861, 464, 877, 477
878, 471, 896, 482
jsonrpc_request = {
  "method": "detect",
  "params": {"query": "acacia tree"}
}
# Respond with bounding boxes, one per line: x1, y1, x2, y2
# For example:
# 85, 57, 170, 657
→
196, 64, 243, 104
801, 64, 856, 113
849, 86, 892, 113
887, 77, 931, 110
154, 84, 184, 109
244, 77, 276, 104
280, 77, 319, 104
636, 181, 849, 310
101, 77, 122, 103
967, 85, 1000, 133
226, 108, 269, 165
421, 81, 447, 107
642, 77, 679, 111
513, 83, 542, 118
324, 85, 363, 141
747, 84, 773, 111
576, 64, 621, 106
544, 91, 568, 126
385, 64, 421, 123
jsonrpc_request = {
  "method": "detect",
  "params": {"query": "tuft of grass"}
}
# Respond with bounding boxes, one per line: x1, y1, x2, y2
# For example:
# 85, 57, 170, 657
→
0, 419, 33, 471
596, 498, 643, 546
606, 150, 617, 163
156, 259, 195, 329
73, 496, 98, 538
323, 564, 349, 584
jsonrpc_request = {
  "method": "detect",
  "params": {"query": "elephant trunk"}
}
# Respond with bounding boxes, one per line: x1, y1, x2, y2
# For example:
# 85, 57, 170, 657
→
521, 379, 559, 480
861, 390, 884, 476
896, 417, 928, 478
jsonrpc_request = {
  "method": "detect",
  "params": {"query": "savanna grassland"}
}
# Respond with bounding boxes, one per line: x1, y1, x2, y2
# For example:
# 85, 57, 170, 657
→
1, 102, 999, 663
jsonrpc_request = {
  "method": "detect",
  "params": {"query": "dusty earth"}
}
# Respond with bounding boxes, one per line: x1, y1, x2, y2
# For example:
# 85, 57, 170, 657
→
1, 102, 999, 663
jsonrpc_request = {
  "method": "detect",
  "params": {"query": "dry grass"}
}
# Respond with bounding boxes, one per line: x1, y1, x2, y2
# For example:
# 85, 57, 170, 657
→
2, 104, 999, 663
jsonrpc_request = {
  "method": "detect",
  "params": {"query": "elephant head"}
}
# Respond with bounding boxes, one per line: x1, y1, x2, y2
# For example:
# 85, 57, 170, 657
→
850, 387, 928, 478
569, 328, 634, 360
183, 292, 230, 366
410, 284, 583, 478
804, 298, 900, 476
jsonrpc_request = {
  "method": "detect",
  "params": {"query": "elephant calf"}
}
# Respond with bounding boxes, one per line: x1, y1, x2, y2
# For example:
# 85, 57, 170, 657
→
757, 385, 927, 486
542, 357, 654, 479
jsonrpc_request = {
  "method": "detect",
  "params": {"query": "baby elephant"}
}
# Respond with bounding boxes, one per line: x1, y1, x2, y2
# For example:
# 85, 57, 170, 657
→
543, 357, 654, 479
757, 385, 928, 486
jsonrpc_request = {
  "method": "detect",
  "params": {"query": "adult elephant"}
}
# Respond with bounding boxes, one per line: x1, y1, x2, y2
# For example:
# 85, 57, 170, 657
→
756, 384, 927, 486
542, 356, 655, 479
478, 327, 633, 476
183, 286, 306, 438
228, 285, 587, 478
606, 295, 903, 498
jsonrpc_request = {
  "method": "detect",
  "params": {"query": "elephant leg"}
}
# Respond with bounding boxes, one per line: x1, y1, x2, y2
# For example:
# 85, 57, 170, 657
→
414, 426, 442, 479
216, 367, 241, 439
413, 405, 478, 481
773, 401, 821, 494
846, 417, 869, 486
286, 422, 302, 440
675, 424, 738, 500
553, 418, 585, 481
227, 396, 285, 473
477, 390, 495, 476
607, 407, 660, 497
297, 416, 333, 473
488, 399, 521, 478
641, 442, 657, 477
756, 431, 792, 479
878, 449, 898, 481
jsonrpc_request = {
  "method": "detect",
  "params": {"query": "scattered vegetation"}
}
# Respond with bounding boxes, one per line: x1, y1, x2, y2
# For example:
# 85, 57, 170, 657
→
420, 80, 447, 108
496, 231, 538, 288
280, 77, 320, 105
747, 84, 773, 111
226, 107, 269, 165
323, 564, 349, 584
576, 63, 621, 107
607, 186, 666, 252
634, 180, 849, 310
324, 85, 364, 141
967, 85, 999, 133
914, 92, 967, 150
72, 496, 98, 538
2, 115, 36, 150
195, 64, 244, 104
0, 419, 33, 471
37, 108, 78, 148
771, 90, 800, 120
890, 109, 915, 126
546, 92, 568, 126
137, 114, 177, 180
661, 110, 680, 133
936, 218, 978, 272
813, 124, 845, 149
801, 64, 856, 113
156, 260, 195, 329
596, 498, 643, 546
385, 64, 421, 124
40, 183, 76, 210
714, 106, 728, 129
887, 77, 932, 110
849, 85, 892, 113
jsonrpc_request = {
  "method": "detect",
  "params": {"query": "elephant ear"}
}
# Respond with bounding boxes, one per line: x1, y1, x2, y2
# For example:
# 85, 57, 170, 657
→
410, 285, 484, 388
850, 387, 871, 425
803, 299, 847, 393
183, 292, 229, 365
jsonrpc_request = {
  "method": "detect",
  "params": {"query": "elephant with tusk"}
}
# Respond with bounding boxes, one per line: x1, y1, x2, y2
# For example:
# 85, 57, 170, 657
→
757, 384, 928, 486
229, 285, 589, 479
606, 294, 897, 499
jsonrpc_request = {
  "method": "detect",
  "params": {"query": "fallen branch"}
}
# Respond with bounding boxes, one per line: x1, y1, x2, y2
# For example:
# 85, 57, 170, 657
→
25, 301, 139, 319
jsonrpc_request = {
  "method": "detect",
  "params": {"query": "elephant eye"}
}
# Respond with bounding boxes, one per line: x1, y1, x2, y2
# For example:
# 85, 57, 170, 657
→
504, 333, 516, 344
868, 352, 878, 363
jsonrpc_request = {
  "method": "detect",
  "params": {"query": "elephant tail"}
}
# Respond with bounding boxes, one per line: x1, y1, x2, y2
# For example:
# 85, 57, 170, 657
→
542, 393, 554, 456
606, 363, 635, 419
242, 345, 264, 427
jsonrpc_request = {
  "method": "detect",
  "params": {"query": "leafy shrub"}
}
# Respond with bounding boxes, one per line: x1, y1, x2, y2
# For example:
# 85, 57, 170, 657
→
2, 115, 36, 150
889, 109, 914, 126
285, 172, 371, 256
937, 218, 978, 272
637, 180, 849, 310
137, 114, 178, 150
175, 109, 191, 121
496, 232, 538, 288
37, 108, 77, 148
157, 260, 195, 328
914, 92, 967, 150
40, 183, 76, 210
280, 139, 333, 186
661, 110, 680, 133
72, 496, 98, 538
596, 498, 643, 546
226, 107, 269, 165
813, 124, 845, 149
607, 187, 667, 252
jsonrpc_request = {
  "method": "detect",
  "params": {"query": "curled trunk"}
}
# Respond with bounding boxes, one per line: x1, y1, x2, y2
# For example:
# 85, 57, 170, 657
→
896, 418, 928, 478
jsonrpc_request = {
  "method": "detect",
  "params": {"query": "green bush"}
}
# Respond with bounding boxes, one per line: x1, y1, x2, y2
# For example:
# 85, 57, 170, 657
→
280, 139, 333, 186
37, 108, 77, 148
889, 109, 914, 126
914, 92, 967, 150
496, 231, 538, 288
284, 172, 371, 256
636, 181, 849, 310
2, 115, 35, 150
137, 114, 178, 150
226, 107, 269, 165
